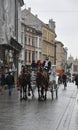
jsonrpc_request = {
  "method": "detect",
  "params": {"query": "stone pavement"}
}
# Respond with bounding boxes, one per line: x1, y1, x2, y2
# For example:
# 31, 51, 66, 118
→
0, 82, 78, 130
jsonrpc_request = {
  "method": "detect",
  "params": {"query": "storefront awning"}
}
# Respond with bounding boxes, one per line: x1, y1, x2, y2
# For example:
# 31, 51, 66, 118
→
10, 37, 22, 52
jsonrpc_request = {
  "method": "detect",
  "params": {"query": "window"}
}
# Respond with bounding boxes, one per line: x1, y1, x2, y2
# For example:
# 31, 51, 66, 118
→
25, 50, 27, 62
32, 51, 35, 61
29, 51, 31, 62
28, 37, 30, 45
25, 36, 27, 45
32, 37, 34, 46
39, 52, 41, 59
73, 65, 78, 71
39, 38, 42, 48
21, 32, 23, 44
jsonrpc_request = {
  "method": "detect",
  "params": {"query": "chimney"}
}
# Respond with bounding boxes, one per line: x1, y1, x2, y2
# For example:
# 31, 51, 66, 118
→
28, 7, 31, 12
49, 19, 55, 32
35, 14, 38, 18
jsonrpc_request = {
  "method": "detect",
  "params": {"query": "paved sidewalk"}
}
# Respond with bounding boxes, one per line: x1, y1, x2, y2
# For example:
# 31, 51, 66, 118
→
56, 83, 78, 130
68, 88, 78, 130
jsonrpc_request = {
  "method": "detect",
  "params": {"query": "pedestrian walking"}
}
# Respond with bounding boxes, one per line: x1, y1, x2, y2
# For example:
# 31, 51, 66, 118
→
58, 74, 62, 84
62, 71, 67, 89
6, 72, 14, 96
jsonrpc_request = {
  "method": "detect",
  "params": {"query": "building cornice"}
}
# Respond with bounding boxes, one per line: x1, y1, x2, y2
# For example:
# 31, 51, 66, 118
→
19, 0, 24, 6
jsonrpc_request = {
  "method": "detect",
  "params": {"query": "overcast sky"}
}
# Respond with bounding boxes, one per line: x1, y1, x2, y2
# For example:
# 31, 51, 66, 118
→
23, 0, 78, 59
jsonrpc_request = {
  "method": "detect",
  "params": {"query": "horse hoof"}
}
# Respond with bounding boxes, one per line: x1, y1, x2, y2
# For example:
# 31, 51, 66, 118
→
32, 94, 34, 98
20, 97, 23, 101
38, 96, 41, 101
28, 93, 31, 96
44, 96, 47, 100
25, 96, 27, 100
38, 98, 40, 101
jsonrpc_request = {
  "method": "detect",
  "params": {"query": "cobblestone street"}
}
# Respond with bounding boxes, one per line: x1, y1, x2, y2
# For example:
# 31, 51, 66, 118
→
0, 82, 78, 130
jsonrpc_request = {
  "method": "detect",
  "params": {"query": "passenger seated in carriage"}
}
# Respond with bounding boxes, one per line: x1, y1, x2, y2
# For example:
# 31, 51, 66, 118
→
31, 60, 37, 71
37, 60, 42, 68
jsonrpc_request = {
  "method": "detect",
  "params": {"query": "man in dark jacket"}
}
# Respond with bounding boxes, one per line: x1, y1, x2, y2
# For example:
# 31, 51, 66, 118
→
62, 71, 67, 87
75, 74, 78, 89
6, 72, 14, 95
31, 60, 37, 71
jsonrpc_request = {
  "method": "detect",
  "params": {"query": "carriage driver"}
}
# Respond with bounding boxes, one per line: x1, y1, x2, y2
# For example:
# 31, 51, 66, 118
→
43, 56, 51, 72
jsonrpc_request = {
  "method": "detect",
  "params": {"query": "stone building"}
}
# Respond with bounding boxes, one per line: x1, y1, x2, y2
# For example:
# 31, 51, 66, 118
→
67, 55, 78, 76
21, 21, 42, 67
21, 8, 56, 64
55, 40, 68, 75
42, 22, 56, 63
0, 0, 24, 76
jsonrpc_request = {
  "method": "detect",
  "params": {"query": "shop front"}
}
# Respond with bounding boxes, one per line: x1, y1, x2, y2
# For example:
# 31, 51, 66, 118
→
0, 37, 22, 81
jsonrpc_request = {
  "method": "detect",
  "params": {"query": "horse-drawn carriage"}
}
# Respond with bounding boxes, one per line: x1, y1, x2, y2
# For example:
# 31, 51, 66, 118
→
17, 64, 59, 101
36, 65, 59, 100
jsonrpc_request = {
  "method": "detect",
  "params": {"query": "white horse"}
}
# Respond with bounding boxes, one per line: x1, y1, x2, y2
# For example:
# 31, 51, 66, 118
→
49, 65, 59, 89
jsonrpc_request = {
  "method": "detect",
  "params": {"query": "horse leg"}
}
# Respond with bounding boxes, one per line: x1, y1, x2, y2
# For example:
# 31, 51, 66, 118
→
45, 81, 49, 100
28, 83, 31, 96
20, 85, 22, 100
30, 83, 34, 98
22, 85, 25, 99
44, 88, 47, 100
41, 86, 44, 99
24, 85, 27, 100
38, 85, 41, 100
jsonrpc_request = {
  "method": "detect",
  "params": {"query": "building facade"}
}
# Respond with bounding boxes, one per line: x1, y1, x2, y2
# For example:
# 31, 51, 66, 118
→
42, 24, 56, 63
21, 8, 56, 64
55, 40, 67, 75
0, 0, 24, 76
21, 22, 42, 67
67, 55, 78, 76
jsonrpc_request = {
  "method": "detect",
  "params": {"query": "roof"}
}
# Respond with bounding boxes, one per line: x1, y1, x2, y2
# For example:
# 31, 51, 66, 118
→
21, 20, 42, 36
21, 9, 56, 34
55, 40, 64, 47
